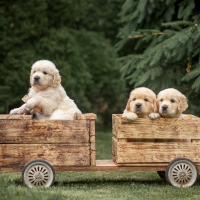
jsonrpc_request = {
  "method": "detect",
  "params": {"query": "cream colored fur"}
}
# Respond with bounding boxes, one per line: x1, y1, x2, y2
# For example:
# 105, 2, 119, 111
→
122, 87, 160, 120
10, 60, 81, 120
157, 88, 189, 142
157, 88, 188, 118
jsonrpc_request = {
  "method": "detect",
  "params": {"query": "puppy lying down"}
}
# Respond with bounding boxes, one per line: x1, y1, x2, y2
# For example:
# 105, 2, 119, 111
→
10, 60, 81, 120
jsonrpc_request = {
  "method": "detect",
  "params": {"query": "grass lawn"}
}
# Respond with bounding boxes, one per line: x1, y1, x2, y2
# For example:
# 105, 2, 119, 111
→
1, 130, 200, 200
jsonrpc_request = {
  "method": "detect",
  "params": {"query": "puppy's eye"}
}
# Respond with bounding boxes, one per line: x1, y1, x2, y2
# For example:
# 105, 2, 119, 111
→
33, 71, 36, 73
43, 71, 47, 75
133, 98, 136, 101
160, 99, 163, 102
144, 98, 148, 102
171, 99, 175, 103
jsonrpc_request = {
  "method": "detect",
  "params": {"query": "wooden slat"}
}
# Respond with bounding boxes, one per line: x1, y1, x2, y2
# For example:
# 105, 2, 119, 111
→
113, 137, 200, 164
0, 115, 32, 120
0, 144, 90, 167
0, 120, 90, 143
75, 113, 97, 120
112, 114, 119, 137
113, 114, 200, 139
2, 159, 200, 172
90, 120, 96, 166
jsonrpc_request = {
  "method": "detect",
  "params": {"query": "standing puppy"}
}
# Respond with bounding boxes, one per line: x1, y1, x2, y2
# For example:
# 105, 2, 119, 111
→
122, 87, 160, 120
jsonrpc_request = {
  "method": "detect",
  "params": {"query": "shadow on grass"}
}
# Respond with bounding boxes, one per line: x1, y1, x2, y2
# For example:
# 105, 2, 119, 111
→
13, 177, 167, 187
53, 178, 168, 187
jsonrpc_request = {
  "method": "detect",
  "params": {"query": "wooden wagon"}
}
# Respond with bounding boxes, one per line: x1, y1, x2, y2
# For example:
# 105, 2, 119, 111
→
0, 113, 200, 188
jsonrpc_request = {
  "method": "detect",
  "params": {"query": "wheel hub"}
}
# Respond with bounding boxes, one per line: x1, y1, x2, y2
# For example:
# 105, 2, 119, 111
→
179, 171, 187, 180
35, 173, 43, 182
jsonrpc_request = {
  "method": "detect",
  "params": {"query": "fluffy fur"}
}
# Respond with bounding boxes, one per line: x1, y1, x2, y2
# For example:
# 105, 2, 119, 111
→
10, 60, 81, 120
157, 88, 188, 118
157, 88, 189, 142
122, 87, 160, 120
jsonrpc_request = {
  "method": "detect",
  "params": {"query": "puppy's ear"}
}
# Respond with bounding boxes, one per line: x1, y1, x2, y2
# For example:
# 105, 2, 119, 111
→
178, 96, 188, 113
125, 100, 131, 111
30, 70, 34, 86
52, 71, 61, 88
153, 99, 158, 113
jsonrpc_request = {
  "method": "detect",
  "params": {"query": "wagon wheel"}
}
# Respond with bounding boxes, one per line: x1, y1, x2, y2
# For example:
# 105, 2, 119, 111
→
165, 158, 198, 187
22, 160, 55, 188
157, 171, 165, 179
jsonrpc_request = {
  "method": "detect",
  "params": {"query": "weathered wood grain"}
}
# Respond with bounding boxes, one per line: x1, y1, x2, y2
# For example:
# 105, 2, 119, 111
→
90, 120, 96, 166
113, 137, 200, 164
0, 120, 90, 143
75, 113, 97, 120
0, 115, 32, 120
0, 144, 90, 167
113, 114, 200, 139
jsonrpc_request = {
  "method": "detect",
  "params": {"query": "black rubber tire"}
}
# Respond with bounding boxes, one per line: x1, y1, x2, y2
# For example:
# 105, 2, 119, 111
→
157, 171, 165, 179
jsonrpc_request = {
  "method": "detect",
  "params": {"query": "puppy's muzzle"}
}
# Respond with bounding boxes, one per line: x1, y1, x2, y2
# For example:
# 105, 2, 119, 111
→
162, 105, 168, 113
135, 103, 142, 111
34, 76, 40, 84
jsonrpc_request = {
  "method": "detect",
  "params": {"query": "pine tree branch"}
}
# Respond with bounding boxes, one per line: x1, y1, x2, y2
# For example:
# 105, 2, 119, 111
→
162, 21, 194, 27
127, 32, 170, 39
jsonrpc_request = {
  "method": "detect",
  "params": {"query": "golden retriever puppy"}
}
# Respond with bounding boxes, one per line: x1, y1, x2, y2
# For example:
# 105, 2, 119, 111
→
157, 88, 189, 142
10, 60, 81, 119
122, 87, 160, 120
157, 88, 188, 118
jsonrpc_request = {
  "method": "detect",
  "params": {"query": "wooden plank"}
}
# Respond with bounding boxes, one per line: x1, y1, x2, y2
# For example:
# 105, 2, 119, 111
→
112, 114, 119, 137
0, 120, 90, 143
2, 159, 200, 172
89, 120, 96, 166
113, 114, 200, 139
90, 150, 96, 166
0, 115, 32, 120
0, 144, 90, 167
113, 137, 200, 164
90, 120, 95, 142
75, 113, 97, 120
112, 136, 117, 163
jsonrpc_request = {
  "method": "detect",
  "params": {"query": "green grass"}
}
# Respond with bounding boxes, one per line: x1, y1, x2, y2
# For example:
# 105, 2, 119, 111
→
1, 131, 200, 200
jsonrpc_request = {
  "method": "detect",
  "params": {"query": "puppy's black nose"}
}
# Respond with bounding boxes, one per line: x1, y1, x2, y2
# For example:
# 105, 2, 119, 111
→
162, 105, 168, 111
136, 103, 142, 108
34, 76, 40, 81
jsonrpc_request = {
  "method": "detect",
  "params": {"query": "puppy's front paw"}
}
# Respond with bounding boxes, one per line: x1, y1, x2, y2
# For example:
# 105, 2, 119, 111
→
26, 98, 36, 109
10, 108, 20, 115
149, 113, 160, 119
122, 112, 138, 120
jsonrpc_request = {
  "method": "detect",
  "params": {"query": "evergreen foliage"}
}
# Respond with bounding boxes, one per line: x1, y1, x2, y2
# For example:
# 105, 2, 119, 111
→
117, 0, 200, 115
0, 0, 126, 126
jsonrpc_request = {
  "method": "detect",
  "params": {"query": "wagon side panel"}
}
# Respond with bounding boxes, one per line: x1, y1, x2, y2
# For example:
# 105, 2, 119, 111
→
0, 114, 97, 171
112, 114, 200, 166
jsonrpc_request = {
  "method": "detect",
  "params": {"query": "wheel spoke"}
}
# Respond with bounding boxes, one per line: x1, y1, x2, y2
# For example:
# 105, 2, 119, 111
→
23, 160, 54, 188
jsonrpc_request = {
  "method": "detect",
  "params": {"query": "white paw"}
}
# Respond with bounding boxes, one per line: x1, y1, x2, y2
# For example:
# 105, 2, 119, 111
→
10, 108, 20, 115
26, 98, 36, 109
149, 113, 160, 119
122, 112, 138, 120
